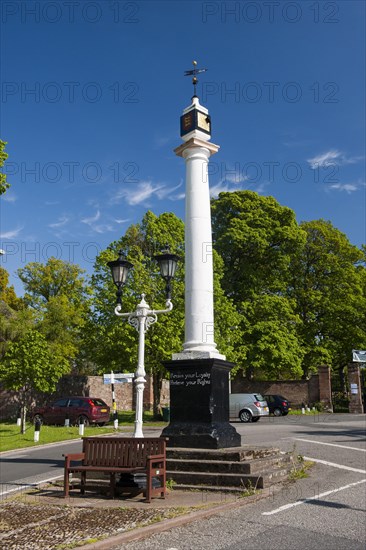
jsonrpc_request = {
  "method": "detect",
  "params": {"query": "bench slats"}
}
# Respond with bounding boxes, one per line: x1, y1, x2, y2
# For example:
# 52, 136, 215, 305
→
64, 436, 167, 502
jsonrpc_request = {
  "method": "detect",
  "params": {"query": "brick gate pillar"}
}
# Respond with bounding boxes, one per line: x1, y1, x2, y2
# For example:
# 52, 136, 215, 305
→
347, 363, 364, 414
318, 365, 333, 410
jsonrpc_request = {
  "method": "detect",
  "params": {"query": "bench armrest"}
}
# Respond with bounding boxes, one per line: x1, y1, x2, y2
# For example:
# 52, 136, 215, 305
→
63, 452, 85, 468
147, 453, 165, 463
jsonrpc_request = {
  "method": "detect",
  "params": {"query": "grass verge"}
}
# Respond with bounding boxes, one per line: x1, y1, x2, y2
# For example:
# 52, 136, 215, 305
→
0, 411, 166, 453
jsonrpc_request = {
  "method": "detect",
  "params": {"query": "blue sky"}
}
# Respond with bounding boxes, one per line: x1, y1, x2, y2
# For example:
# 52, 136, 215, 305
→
1, 0, 365, 295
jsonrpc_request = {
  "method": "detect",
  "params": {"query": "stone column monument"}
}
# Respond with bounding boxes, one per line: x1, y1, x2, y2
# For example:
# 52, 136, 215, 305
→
162, 63, 241, 448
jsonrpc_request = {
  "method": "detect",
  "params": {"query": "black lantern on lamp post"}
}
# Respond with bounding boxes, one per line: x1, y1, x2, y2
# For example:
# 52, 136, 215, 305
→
107, 250, 134, 305
107, 246, 179, 437
154, 246, 180, 300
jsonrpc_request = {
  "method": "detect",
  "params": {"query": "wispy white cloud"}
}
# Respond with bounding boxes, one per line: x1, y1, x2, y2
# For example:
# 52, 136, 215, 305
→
111, 181, 162, 206
0, 226, 23, 239
209, 171, 251, 197
91, 224, 115, 234
308, 150, 342, 168
48, 216, 69, 228
80, 209, 115, 234
157, 182, 183, 200
2, 193, 17, 203
308, 150, 364, 169
114, 218, 130, 224
210, 182, 230, 198
111, 181, 183, 206
327, 181, 365, 194
81, 210, 101, 225
170, 192, 185, 201
224, 173, 249, 184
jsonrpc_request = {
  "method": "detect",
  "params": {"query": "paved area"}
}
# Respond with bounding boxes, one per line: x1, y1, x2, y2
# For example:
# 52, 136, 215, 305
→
0, 480, 272, 550
1, 415, 365, 549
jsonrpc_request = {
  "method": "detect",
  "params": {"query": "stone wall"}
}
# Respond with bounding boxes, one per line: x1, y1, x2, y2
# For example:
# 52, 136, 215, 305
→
0, 366, 333, 420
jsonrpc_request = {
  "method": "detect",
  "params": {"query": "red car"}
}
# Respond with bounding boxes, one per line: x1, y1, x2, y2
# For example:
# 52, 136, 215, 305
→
31, 397, 110, 426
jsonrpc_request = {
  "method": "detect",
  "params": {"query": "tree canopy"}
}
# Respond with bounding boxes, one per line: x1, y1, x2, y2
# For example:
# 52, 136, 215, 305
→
1, 192, 365, 407
0, 140, 9, 195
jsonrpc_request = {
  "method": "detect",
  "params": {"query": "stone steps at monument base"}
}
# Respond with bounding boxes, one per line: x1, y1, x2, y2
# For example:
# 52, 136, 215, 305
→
166, 466, 292, 490
167, 454, 293, 475
166, 446, 281, 462
169, 484, 260, 495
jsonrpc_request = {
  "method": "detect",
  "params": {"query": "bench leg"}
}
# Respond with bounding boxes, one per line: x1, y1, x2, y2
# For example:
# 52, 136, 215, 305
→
80, 471, 86, 495
64, 469, 69, 498
161, 468, 166, 499
146, 474, 152, 504
110, 473, 116, 499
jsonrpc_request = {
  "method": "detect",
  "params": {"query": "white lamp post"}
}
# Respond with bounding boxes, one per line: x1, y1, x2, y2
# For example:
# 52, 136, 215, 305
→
108, 248, 179, 438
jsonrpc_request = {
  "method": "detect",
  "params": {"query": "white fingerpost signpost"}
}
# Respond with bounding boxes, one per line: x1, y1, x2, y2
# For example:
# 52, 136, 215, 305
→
103, 371, 134, 430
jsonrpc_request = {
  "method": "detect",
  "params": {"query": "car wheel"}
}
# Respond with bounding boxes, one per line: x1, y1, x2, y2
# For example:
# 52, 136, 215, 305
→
33, 414, 43, 425
273, 408, 282, 416
76, 415, 89, 427
252, 417, 260, 422
239, 410, 252, 423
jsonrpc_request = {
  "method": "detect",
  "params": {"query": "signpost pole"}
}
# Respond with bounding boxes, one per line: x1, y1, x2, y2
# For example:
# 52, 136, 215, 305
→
111, 371, 118, 430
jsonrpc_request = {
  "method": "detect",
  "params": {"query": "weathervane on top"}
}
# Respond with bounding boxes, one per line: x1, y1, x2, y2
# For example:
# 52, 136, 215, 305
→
184, 60, 208, 97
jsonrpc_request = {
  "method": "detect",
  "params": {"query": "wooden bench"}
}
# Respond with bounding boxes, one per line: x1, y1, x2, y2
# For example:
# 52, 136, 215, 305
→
63, 436, 167, 503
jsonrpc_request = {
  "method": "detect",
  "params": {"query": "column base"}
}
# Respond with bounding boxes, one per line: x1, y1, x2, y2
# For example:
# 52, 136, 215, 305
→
161, 358, 241, 449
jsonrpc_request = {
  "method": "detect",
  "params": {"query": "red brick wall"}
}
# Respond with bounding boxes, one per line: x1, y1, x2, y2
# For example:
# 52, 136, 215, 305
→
0, 366, 333, 419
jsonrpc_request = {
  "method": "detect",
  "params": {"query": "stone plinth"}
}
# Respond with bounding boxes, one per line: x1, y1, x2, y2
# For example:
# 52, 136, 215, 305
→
161, 358, 241, 449
347, 362, 364, 414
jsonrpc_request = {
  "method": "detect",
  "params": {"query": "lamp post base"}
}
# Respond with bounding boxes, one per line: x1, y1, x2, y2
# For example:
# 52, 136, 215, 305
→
161, 358, 241, 449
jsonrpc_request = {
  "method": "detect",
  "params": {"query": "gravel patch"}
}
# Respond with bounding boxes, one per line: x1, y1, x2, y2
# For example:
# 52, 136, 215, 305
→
0, 499, 187, 550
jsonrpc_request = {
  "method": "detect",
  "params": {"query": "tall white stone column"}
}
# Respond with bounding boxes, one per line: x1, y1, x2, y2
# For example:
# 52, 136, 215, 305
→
161, 90, 241, 449
173, 137, 224, 360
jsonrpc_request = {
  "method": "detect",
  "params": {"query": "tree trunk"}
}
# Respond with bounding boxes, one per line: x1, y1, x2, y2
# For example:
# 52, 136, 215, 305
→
245, 365, 254, 380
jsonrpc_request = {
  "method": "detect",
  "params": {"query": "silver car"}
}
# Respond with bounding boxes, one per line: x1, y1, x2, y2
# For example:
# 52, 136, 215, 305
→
229, 393, 269, 423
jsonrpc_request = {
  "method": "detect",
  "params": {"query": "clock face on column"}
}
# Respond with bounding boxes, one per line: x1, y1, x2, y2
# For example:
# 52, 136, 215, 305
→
197, 111, 211, 132
180, 109, 211, 137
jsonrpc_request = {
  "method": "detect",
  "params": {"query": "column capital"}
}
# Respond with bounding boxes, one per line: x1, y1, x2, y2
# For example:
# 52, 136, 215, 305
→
174, 137, 220, 158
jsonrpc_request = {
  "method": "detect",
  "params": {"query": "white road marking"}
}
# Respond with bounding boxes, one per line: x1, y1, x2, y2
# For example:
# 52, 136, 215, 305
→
303, 456, 366, 474
262, 479, 366, 515
294, 438, 366, 452
0, 475, 62, 496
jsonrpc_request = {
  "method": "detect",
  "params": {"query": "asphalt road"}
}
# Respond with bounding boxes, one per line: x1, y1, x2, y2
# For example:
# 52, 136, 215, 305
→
115, 414, 366, 550
1, 414, 365, 550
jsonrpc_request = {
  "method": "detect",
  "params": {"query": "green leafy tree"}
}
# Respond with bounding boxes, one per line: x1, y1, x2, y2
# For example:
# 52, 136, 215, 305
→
211, 191, 305, 379
211, 190, 305, 301
240, 295, 304, 380
0, 140, 9, 195
0, 330, 69, 432
0, 267, 23, 310
0, 267, 33, 360
289, 219, 366, 378
17, 258, 91, 368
